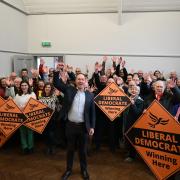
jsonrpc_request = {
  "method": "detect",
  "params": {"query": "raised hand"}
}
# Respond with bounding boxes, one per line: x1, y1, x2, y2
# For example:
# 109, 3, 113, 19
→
98, 64, 103, 72
54, 88, 61, 96
63, 64, 68, 72
168, 79, 177, 88
117, 57, 123, 65
88, 85, 97, 93
5, 77, 11, 87
116, 77, 123, 85
121, 60, 126, 68
103, 56, 108, 62
143, 73, 152, 84
43, 66, 49, 73
31, 69, 39, 78
111, 56, 117, 63
110, 67, 115, 74
95, 62, 99, 73
130, 69, 135, 74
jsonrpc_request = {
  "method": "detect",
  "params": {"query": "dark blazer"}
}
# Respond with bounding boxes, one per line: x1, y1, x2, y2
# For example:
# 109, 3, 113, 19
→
123, 97, 144, 132
144, 86, 180, 115
53, 71, 96, 131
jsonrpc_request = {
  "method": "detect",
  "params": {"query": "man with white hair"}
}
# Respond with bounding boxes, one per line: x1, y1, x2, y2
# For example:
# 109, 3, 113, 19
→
144, 80, 180, 114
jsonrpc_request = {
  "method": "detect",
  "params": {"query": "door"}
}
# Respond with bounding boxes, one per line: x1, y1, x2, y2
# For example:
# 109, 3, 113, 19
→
12, 55, 37, 77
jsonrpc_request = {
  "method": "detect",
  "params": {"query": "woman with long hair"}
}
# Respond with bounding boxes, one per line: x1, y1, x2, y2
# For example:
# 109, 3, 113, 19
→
39, 82, 61, 154
14, 80, 36, 154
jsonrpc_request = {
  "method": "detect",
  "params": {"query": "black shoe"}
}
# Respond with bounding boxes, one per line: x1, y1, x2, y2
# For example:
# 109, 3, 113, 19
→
81, 170, 89, 180
61, 170, 72, 180
29, 148, 34, 154
22, 148, 29, 155
44, 148, 50, 155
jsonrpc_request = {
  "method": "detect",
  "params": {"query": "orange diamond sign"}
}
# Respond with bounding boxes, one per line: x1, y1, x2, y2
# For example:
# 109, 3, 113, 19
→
94, 82, 131, 121
23, 98, 54, 134
126, 100, 180, 180
0, 96, 5, 107
0, 99, 27, 137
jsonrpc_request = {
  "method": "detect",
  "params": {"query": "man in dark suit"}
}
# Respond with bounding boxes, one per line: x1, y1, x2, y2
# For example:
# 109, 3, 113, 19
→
53, 70, 95, 180
144, 80, 180, 114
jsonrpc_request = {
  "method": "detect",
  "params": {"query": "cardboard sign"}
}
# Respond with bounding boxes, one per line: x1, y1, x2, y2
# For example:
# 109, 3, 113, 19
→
0, 96, 5, 107
94, 82, 131, 121
23, 98, 54, 134
126, 100, 180, 180
0, 99, 27, 137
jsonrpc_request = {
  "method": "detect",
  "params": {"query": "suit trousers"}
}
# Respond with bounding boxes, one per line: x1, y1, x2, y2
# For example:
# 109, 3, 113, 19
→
65, 121, 88, 171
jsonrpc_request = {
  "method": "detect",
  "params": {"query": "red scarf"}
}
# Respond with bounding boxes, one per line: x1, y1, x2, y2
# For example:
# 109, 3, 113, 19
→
156, 93, 163, 101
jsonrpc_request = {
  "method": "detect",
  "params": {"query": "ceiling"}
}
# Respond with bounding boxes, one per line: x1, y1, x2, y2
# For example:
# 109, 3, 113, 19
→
4, 0, 180, 14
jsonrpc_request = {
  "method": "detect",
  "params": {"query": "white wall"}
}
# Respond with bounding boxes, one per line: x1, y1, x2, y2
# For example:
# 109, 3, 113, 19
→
28, 12, 180, 56
0, 52, 18, 77
3, 0, 26, 12
1, 6, 180, 77
0, 2, 27, 52
0, 2, 27, 77
27, 12, 180, 77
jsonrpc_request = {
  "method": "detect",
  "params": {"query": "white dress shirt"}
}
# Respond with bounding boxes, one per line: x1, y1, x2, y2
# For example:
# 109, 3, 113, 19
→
68, 90, 85, 123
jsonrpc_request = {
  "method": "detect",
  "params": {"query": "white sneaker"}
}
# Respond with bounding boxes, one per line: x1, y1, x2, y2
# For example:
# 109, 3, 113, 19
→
124, 157, 134, 162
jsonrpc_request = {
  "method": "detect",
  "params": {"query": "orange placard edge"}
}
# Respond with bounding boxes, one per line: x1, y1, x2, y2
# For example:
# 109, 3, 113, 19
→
125, 100, 180, 180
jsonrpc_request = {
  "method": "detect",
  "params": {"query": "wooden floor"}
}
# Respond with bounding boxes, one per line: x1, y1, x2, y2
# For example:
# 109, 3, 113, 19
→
0, 142, 156, 180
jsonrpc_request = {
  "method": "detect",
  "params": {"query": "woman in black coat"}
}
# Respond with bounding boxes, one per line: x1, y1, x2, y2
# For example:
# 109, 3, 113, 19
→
123, 85, 144, 162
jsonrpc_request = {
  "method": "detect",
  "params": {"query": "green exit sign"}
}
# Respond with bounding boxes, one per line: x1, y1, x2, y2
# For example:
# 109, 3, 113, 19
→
41, 42, 51, 47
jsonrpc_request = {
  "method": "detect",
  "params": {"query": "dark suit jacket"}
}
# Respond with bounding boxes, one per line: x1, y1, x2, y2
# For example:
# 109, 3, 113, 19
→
144, 86, 180, 115
123, 97, 144, 132
53, 71, 96, 131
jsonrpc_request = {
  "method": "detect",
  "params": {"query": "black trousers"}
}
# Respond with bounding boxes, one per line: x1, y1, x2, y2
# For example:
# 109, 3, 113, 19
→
65, 121, 87, 171
43, 113, 56, 148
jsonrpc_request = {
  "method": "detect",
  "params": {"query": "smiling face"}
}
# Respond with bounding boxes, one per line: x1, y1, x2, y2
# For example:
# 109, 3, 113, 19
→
75, 74, 86, 91
129, 86, 139, 97
1, 78, 6, 88
133, 76, 140, 85
20, 82, 29, 94
44, 84, 52, 96
100, 75, 107, 83
154, 81, 165, 95
38, 81, 45, 90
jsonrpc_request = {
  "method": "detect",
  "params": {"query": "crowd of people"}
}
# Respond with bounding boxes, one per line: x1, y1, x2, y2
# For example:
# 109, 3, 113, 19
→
0, 56, 180, 180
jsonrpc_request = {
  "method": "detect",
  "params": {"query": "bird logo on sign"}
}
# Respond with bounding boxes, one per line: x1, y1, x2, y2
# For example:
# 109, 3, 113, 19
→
148, 112, 169, 128
4, 104, 15, 111
108, 87, 118, 95
29, 103, 39, 111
